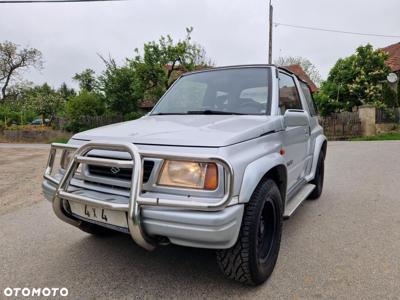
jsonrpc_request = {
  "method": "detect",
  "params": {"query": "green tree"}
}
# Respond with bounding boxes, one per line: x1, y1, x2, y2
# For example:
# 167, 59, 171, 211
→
58, 82, 76, 101
382, 82, 399, 107
95, 28, 212, 115
26, 83, 65, 124
66, 90, 105, 131
0, 41, 43, 101
73, 69, 97, 92
397, 81, 400, 105
98, 57, 137, 115
315, 44, 390, 115
129, 27, 212, 103
0, 81, 38, 125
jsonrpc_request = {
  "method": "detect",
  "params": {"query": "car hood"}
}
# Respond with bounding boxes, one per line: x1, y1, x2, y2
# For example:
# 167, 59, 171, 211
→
72, 115, 280, 147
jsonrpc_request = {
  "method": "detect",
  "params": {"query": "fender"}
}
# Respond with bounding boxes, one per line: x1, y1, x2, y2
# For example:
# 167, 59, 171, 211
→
239, 152, 287, 204
305, 134, 327, 182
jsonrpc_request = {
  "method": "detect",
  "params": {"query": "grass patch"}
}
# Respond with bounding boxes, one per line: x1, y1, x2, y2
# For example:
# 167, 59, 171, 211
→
48, 137, 70, 144
350, 132, 400, 141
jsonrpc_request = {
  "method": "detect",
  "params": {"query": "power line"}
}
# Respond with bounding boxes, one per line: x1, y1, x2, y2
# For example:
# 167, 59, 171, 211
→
0, 0, 125, 3
274, 22, 400, 38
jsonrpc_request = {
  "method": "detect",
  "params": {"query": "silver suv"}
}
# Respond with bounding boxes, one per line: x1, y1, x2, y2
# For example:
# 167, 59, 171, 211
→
42, 65, 327, 285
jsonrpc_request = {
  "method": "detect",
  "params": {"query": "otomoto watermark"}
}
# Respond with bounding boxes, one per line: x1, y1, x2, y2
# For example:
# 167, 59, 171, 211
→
3, 287, 68, 297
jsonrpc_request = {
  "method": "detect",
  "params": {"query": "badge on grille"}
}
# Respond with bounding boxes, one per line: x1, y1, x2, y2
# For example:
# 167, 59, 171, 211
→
110, 167, 121, 175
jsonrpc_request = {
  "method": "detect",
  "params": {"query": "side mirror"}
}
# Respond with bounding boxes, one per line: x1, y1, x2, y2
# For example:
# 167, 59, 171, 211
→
283, 109, 309, 127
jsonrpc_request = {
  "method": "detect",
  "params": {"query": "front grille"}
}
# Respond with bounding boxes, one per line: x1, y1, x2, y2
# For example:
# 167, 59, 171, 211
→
88, 160, 155, 183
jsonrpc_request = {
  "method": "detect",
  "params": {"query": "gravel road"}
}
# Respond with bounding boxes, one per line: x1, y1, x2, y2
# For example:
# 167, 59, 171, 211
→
0, 141, 399, 299
0, 144, 49, 216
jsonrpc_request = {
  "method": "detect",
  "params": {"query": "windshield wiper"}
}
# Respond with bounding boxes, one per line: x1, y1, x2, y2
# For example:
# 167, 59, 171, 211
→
186, 110, 245, 115
151, 112, 186, 115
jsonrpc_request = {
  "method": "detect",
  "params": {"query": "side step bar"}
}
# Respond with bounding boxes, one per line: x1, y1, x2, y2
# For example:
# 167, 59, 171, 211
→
283, 183, 315, 219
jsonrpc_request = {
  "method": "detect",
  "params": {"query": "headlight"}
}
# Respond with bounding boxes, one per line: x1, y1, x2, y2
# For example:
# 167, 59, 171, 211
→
158, 160, 218, 190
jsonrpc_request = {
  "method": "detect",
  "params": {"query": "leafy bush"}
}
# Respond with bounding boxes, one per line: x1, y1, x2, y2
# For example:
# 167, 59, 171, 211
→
382, 83, 399, 107
398, 80, 400, 105
316, 44, 390, 115
65, 91, 105, 132
124, 111, 144, 121
313, 91, 343, 117
99, 64, 137, 115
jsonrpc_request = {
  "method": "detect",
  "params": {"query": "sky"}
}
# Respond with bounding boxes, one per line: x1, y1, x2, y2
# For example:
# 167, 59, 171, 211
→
1, 0, 399, 89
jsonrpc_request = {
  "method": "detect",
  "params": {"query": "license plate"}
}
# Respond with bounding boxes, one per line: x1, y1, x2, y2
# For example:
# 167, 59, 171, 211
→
69, 202, 128, 228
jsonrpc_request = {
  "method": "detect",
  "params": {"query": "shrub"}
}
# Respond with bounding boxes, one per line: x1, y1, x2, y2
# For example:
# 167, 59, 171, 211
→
65, 91, 105, 132
382, 83, 399, 107
124, 111, 144, 121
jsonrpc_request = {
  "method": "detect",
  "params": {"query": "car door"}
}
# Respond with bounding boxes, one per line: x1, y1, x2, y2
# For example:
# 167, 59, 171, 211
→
278, 72, 310, 191
299, 81, 319, 175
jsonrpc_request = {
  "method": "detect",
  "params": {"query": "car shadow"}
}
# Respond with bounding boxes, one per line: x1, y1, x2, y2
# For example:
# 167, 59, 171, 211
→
50, 231, 257, 298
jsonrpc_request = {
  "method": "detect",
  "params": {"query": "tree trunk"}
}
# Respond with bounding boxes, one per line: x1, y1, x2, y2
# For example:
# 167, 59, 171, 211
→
1, 73, 12, 101
166, 60, 177, 89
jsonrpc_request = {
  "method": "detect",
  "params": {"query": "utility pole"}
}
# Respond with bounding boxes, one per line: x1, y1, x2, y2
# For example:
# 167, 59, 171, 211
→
268, 0, 273, 64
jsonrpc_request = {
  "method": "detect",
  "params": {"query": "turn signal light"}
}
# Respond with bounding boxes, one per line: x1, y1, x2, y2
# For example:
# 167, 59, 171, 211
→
204, 163, 218, 190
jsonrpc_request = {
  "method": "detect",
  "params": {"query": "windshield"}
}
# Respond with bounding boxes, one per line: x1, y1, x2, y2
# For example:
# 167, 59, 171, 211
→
151, 67, 271, 115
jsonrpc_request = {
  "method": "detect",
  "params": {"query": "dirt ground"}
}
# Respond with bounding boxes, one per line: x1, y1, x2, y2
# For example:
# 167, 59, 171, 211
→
0, 144, 49, 215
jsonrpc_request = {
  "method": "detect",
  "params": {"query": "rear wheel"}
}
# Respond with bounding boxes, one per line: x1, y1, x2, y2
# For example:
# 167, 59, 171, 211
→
308, 152, 325, 200
216, 179, 283, 285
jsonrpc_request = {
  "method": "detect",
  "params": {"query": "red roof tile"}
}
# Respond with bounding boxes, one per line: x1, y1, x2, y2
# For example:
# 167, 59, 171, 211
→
138, 100, 156, 109
381, 42, 400, 72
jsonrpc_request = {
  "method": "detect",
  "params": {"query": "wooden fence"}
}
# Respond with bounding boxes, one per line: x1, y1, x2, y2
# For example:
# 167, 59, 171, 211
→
376, 108, 400, 123
53, 115, 125, 131
77, 115, 125, 128
319, 112, 362, 140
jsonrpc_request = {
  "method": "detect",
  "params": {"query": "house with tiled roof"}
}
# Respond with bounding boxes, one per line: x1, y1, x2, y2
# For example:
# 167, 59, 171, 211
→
381, 42, 400, 74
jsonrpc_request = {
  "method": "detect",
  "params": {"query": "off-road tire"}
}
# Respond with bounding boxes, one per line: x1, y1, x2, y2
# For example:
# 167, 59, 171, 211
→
216, 179, 283, 285
308, 152, 325, 200
78, 221, 115, 236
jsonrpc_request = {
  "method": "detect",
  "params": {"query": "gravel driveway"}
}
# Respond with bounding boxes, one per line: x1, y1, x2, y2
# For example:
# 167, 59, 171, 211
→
0, 144, 49, 216
0, 141, 399, 299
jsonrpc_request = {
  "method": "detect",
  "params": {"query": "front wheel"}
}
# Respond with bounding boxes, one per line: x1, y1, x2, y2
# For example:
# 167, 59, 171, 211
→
216, 179, 283, 285
308, 152, 325, 200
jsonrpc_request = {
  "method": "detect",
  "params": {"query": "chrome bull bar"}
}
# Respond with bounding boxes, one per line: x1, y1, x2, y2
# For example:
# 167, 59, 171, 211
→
44, 141, 234, 251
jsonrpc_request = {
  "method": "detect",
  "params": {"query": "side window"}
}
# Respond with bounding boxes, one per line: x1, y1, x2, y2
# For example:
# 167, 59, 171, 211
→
300, 82, 317, 116
278, 72, 302, 114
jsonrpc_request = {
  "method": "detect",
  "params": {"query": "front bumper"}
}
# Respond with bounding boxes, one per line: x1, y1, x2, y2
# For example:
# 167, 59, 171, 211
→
43, 141, 242, 250
42, 179, 243, 249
